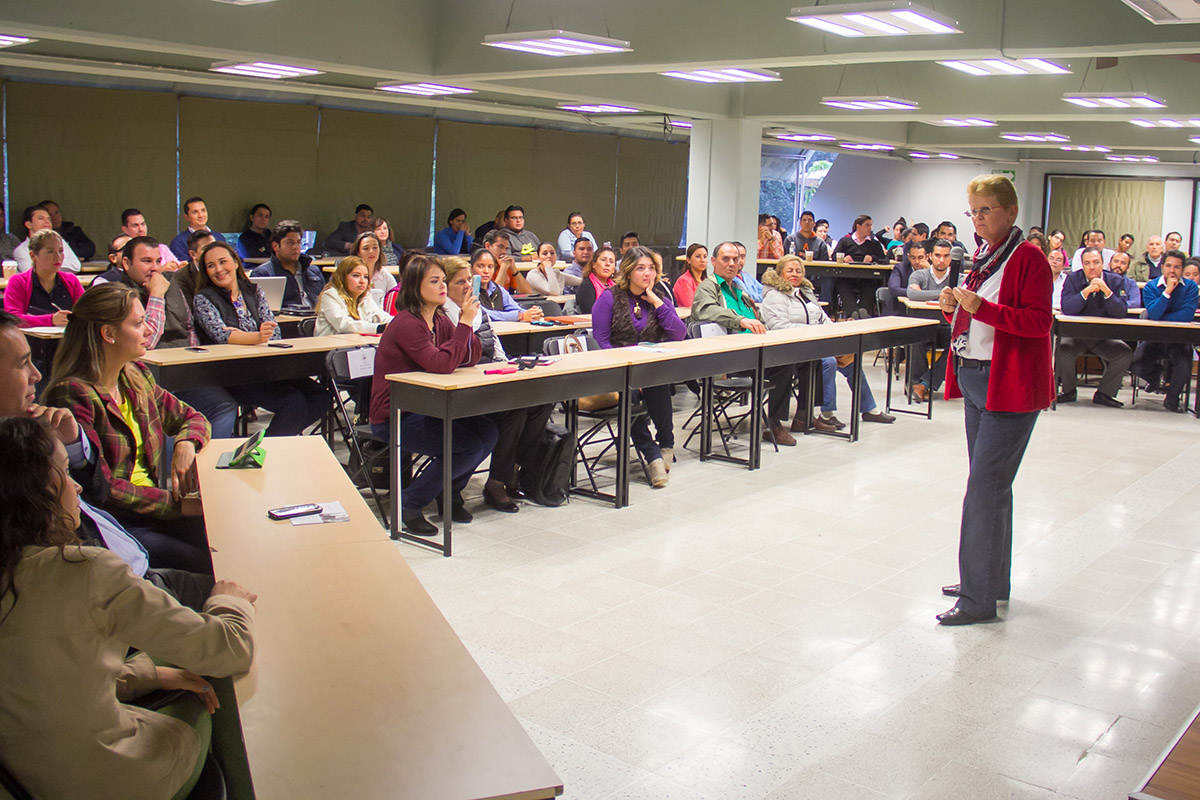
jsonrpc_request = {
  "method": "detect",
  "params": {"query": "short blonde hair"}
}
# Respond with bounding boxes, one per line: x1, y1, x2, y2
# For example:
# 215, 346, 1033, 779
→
440, 255, 470, 283
28, 228, 63, 256
967, 174, 1018, 209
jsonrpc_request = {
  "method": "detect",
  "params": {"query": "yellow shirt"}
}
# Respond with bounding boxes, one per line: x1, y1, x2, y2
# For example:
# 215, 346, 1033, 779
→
118, 392, 153, 487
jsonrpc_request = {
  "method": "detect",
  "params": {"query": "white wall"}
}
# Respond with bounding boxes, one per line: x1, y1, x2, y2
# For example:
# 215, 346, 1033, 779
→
812, 154, 1199, 248
809, 155, 998, 239
1017, 160, 1200, 247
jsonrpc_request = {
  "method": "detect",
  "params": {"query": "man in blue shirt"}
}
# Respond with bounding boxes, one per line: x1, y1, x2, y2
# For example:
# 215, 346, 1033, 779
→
251, 219, 326, 310
732, 241, 764, 303
169, 196, 227, 261
1107, 250, 1141, 309
1055, 247, 1133, 408
1131, 250, 1200, 412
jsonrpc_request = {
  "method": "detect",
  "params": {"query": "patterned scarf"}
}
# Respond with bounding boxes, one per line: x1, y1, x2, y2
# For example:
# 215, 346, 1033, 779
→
950, 226, 1023, 355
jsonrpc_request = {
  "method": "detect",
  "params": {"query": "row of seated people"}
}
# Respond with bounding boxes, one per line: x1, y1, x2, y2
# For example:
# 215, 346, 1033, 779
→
0, 309, 258, 800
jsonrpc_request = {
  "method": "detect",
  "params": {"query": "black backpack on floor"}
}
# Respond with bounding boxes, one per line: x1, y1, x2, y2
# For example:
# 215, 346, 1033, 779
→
519, 422, 576, 507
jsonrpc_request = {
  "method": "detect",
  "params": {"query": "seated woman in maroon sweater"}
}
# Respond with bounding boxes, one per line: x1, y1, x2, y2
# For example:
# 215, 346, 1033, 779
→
369, 255, 498, 536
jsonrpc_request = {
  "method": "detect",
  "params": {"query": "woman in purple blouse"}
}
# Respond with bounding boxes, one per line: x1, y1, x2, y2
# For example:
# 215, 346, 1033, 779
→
591, 246, 686, 488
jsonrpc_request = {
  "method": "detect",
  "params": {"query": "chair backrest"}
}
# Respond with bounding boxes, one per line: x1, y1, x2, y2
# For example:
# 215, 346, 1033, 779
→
530, 299, 564, 316
543, 332, 601, 356
298, 317, 316, 337
326, 345, 378, 384
686, 319, 728, 339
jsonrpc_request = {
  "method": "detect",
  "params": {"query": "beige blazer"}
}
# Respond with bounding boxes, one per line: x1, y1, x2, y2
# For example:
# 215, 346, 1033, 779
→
0, 546, 255, 800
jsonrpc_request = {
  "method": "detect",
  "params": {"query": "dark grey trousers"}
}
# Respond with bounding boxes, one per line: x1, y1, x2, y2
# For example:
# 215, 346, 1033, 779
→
954, 363, 1040, 619
1055, 337, 1134, 397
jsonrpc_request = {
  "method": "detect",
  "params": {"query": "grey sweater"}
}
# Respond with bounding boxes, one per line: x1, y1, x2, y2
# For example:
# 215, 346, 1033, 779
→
907, 267, 950, 302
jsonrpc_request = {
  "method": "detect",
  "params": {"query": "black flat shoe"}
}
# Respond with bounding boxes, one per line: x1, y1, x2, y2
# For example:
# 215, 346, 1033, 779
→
1056, 390, 1077, 403
484, 486, 520, 513
942, 583, 1008, 601
936, 606, 997, 626
401, 512, 438, 537
436, 498, 474, 523
1092, 392, 1124, 409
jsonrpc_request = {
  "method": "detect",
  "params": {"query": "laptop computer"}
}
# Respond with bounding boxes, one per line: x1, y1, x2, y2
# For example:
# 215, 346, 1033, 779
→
250, 276, 287, 313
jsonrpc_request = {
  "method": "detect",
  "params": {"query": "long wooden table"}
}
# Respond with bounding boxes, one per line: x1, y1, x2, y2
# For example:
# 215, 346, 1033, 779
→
139, 334, 367, 391
1054, 314, 1200, 415
196, 437, 562, 800
385, 316, 938, 555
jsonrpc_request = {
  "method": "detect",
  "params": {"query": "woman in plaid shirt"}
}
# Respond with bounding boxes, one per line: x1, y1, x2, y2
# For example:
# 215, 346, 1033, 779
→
44, 283, 213, 574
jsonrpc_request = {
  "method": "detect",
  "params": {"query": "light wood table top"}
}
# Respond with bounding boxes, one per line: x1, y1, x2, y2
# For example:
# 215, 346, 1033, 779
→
387, 345, 631, 391
139, 334, 364, 367
1056, 313, 1199, 331
197, 437, 562, 800
0, 273, 96, 289
20, 325, 66, 339
492, 317, 591, 337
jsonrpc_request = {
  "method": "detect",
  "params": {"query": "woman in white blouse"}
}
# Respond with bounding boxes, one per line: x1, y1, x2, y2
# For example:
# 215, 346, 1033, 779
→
526, 241, 567, 296
314, 256, 393, 336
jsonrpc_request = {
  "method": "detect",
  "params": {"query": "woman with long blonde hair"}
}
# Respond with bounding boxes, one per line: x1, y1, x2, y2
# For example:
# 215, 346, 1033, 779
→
315, 255, 392, 336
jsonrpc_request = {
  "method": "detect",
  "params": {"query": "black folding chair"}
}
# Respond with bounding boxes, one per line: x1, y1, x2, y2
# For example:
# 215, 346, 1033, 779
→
325, 346, 389, 525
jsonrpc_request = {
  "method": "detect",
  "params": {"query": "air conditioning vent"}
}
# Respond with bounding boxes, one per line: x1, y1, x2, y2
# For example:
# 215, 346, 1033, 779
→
1120, 0, 1200, 23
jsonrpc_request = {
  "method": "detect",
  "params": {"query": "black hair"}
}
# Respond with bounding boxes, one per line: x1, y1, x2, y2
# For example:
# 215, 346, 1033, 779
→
186, 228, 216, 252
120, 236, 160, 266
758, 214, 771, 224
1164, 249, 1187, 267
1120, 232, 1134, 242
0, 310, 20, 332
22, 205, 47, 226
815, 218, 829, 228
853, 214, 872, 229
355, 203, 374, 215
913, 222, 929, 236
183, 196, 205, 213
271, 219, 304, 245
1183, 256, 1200, 268
481, 229, 510, 247
446, 207, 466, 225
907, 241, 927, 254
121, 208, 142, 227
249, 203, 271, 216
799, 210, 815, 221
567, 211, 584, 223
395, 255, 445, 317
930, 238, 953, 250
505, 205, 524, 218
621, 231, 639, 243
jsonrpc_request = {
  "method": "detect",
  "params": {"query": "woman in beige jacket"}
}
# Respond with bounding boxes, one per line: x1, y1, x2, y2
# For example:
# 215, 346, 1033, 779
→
0, 417, 257, 800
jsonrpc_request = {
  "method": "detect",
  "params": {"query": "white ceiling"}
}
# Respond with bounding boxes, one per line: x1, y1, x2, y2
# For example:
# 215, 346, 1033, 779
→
3, 0, 1200, 164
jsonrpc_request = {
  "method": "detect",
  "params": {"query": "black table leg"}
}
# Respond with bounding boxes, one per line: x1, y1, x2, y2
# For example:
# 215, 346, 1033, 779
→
441, 415, 454, 557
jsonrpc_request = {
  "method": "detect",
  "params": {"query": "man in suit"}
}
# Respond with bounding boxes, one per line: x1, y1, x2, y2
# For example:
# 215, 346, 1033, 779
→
1055, 247, 1133, 408
0, 310, 213, 606
1132, 250, 1200, 412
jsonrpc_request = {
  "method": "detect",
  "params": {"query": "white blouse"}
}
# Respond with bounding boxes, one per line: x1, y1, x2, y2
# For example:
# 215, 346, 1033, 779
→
314, 289, 393, 336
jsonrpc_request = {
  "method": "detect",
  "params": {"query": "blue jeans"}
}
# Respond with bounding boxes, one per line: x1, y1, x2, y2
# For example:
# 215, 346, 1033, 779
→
175, 386, 239, 440
373, 414, 498, 514
819, 357, 877, 414
954, 363, 1040, 618
229, 379, 328, 437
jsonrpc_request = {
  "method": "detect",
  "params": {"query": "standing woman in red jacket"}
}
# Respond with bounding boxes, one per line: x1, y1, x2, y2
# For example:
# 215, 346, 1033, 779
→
935, 174, 1053, 626
369, 255, 497, 536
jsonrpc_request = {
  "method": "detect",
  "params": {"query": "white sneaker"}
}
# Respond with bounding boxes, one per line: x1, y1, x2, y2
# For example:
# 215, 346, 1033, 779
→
660, 447, 674, 471
647, 458, 669, 488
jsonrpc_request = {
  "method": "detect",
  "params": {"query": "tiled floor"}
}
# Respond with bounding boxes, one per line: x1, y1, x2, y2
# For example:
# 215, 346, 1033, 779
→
391, 363, 1200, 799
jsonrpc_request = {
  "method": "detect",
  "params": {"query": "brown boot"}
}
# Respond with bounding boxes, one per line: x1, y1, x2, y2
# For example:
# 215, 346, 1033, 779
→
766, 422, 797, 446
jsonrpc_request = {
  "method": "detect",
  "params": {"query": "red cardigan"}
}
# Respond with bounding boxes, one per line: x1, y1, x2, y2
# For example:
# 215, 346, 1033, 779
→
943, 241, 1054, 413
369, 310, 482, 425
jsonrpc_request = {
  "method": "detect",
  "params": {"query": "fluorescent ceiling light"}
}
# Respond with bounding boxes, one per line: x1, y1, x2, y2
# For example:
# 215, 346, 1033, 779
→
558, 103, 639, 113
788, 1, 961, 36
1107, 154, 1159, 162
1001, 132, 1070, 142
1117, 0, 1200, 24
939, 117, 996, 127
482, 30, 631, 57
660, 68, 780, 83
909, 152, 932, 158
210, 61, 322, 79
667, 120, 693, 128
1061, 145, 1112, 152
0, 35, 35, 48
938, 153, 959, 159
1129, 118, 1187, 128
839, 142, 896, 150
377, 83, 474, 96
776, 133, 837, 142
821, 95, 918, 110
939, 58, 1070, 76
1063, 92, 1167, 109
210, 0, 278, 4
